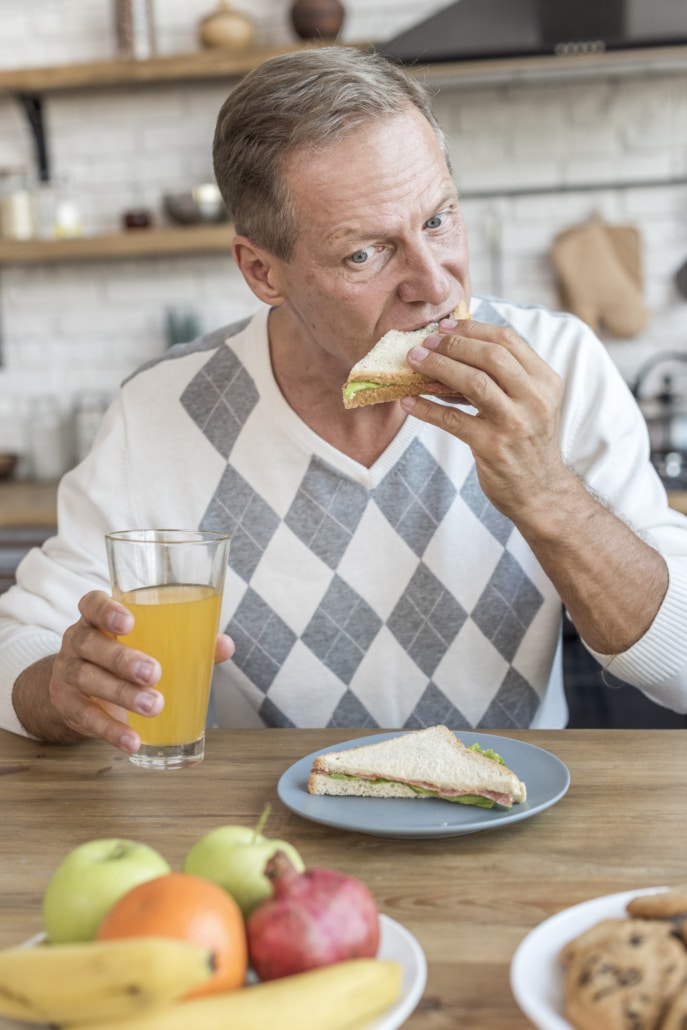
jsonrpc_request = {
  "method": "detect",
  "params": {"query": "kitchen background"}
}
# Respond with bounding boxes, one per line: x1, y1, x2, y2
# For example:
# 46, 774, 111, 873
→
0, 0, 686, 726
1, 0, 687, 474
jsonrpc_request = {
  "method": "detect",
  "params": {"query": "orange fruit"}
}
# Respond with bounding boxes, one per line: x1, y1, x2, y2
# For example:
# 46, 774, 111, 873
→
96, 871, 247, 997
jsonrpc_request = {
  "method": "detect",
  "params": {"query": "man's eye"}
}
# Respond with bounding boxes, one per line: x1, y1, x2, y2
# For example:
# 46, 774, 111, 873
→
349, 247, 373, 265
425, 214, 445, 229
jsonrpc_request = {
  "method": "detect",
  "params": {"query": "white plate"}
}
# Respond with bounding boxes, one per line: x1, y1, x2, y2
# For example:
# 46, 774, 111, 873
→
370, 914, 427, 1029
2, 913, 425, 1030
278, 730, 570, 839
510, 886, 669, 1030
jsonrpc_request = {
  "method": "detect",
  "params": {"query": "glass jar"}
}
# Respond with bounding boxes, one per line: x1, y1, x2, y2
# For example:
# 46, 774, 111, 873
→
0, 168, 35, 241
114, 0, 157, 60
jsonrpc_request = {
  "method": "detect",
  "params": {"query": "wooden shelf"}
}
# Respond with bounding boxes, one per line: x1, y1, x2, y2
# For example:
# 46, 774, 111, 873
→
1, 40, 685, 267
0, 42, 685, 97
0, 224, 235, 265
0, 480, 57, 528
412, 44, 687, 88
0, 42, 369, 95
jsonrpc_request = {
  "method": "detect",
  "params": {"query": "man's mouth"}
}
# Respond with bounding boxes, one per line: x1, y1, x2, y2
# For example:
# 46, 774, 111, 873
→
404, 302, 470, 333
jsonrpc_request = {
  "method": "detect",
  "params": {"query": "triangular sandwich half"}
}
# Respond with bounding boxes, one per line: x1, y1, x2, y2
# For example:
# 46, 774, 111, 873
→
307, 724, 527, 809
342, 301, 471, 410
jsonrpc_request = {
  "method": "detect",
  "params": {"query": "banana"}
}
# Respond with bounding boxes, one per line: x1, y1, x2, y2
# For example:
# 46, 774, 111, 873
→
0, 936, 214, 1026
72, 957, 403, 1030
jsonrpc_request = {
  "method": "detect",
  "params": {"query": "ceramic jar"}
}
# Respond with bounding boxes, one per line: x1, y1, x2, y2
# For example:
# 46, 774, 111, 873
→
290, 0, 346, 40
198, 1, 256, 52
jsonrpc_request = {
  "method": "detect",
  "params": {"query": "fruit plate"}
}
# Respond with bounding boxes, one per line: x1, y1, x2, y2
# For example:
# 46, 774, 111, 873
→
509, 886, 668, 1029
371, 913, 427, 1028
2, 913, 425, 1030
279, 730, 570, 839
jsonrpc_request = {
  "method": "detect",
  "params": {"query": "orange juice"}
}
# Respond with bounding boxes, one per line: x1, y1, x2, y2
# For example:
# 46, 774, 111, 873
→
116, 583, 222, 746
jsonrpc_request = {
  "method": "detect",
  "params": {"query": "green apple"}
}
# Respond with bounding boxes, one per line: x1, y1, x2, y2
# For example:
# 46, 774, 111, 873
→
43, 838, 170, 943
183, 825, 304, 918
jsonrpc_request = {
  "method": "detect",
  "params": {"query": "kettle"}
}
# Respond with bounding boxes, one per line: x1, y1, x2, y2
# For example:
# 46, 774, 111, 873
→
632, 352, 687, 483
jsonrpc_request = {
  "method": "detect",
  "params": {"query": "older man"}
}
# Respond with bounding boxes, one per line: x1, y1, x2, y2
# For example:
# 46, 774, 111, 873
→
2, 47, 686, 753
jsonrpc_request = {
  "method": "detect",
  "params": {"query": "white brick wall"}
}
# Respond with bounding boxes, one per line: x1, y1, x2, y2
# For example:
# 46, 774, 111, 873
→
0, 0, 686, 470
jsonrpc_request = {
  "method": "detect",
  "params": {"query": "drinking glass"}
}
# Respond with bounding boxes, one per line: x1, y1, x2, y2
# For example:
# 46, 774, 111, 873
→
105, 529, 230, 769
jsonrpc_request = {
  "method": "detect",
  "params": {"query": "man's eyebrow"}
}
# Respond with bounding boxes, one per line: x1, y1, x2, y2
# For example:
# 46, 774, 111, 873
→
330, 191, 461, 248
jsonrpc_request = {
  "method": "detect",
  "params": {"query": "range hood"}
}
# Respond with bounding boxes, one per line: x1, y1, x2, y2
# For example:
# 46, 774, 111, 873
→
380, 0, 687, 65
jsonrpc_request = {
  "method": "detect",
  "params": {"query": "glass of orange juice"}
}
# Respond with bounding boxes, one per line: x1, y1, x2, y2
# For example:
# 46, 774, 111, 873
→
105, 529, 230, 769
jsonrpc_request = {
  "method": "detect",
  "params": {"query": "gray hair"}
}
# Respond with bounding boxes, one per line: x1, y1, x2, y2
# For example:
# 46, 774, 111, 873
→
212, 47, 449, 260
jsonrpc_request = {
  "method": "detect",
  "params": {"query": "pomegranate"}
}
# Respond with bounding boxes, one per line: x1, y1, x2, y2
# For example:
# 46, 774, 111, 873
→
246, 850, 380, 981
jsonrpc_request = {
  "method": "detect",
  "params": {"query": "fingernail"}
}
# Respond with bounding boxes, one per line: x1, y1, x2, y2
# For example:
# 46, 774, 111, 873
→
400, 396, 417, 411
421, 333, 440, 350
409, 346, 429, 362
440, 318, 458, 328
133, 660, 157, 685
110, 610, 132, 635
134, 690, 162, 715
119, 731, 139, 753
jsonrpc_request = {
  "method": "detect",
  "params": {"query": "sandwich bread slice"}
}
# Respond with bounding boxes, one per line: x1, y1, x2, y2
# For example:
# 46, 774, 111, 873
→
307, 724, 527, 808
342, 301, 471, 410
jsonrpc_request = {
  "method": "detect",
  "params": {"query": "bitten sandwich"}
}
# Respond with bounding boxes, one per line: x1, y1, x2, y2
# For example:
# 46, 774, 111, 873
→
307, 724, 527, 809
342, 301, 471, 410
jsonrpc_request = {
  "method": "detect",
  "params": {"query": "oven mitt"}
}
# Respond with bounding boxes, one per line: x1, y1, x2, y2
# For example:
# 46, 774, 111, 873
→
550, 217, 649, 338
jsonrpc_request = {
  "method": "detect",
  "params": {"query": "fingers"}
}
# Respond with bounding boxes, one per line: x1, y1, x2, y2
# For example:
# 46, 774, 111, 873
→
410, 322, 533, 410
400, 392, 476, 446
50, 591, 164, 753
67, 615, 160, 690
50, 595, 235, 754
402, 319, 565, 520
215, 633, 235, 664
78, 589, 134, 635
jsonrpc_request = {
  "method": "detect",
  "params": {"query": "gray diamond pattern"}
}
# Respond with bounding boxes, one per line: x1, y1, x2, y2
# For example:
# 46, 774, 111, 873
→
460, 465, 513, 546
472, 551, 544, 663
181, 344, 259, 458
404, 683, 473, 729
374, 438, 456, 555
479, 667, 540, 728
285, 458, 368, 569
259, 695, 296, 728
387, 563, 467, 676
302, 575, 383, 685
181, 332, 551, 731
229, 587, 297, 694
329, 690, 381, 728
203, 465, 280, 582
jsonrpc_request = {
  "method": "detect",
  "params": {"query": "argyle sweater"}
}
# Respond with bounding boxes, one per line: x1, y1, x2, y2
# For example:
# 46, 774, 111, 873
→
2, 297, 687, 735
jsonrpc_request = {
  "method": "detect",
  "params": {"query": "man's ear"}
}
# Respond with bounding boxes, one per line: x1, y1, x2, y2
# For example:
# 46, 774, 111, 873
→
232, 235, 287, 306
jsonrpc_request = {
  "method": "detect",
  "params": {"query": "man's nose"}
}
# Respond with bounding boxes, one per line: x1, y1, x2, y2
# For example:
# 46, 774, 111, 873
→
397, 241, 452, 306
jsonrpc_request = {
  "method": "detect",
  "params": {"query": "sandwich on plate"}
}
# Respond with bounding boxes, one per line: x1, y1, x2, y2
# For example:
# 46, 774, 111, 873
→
307, 724, 527, 809
342, 301, 471, 410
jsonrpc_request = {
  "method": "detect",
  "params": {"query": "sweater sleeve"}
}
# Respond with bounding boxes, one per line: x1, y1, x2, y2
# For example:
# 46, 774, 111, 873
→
0, 395, 135, 736
550, 309, 687, 711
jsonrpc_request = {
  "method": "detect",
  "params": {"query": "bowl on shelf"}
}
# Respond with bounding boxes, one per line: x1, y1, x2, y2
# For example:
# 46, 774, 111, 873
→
0, 453, 18, 480
162, 183, 230, 226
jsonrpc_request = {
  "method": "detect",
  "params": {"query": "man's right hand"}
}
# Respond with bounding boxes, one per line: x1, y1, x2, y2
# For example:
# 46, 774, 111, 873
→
13, 590, 163, 753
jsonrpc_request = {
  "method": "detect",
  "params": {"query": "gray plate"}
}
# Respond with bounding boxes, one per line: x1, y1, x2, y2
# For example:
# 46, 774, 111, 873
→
277, 731, 570, 839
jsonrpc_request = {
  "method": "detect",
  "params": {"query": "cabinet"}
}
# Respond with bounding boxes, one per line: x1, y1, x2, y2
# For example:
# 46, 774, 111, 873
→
0, 526, 54, 594
0, 482, 57, 594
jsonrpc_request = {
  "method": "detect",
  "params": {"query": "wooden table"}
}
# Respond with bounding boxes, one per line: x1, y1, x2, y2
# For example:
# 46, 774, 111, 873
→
0, 727, 684, 1028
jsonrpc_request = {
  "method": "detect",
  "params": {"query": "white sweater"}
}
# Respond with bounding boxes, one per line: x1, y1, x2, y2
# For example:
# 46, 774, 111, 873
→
2, 297, 687, 735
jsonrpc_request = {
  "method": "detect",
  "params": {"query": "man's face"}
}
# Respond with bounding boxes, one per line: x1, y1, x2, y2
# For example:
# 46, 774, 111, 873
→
273, 105, 470, 371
